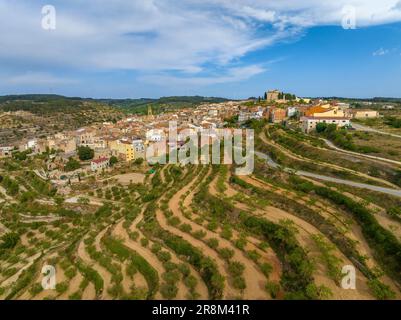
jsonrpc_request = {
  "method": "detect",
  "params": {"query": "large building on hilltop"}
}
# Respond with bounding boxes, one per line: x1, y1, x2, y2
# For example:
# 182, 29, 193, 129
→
266, 90, 281, 102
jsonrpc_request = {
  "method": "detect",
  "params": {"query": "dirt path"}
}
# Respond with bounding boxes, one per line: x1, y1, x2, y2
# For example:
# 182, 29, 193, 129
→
59, 272, 84, 300
0, 252, 41, 293
162, 169, 254, 299
322, 138, 401, 167
242, 175, 401, 299
112, 220, 164, 300
77, 239, 113, 300
260, 130, 398, 189
82, 282, 96, 300
239, 175, 378, 299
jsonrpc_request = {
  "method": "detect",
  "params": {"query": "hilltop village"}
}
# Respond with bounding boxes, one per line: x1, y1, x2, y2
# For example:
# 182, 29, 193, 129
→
0, 90, 382, 184
1, 91, 401, 301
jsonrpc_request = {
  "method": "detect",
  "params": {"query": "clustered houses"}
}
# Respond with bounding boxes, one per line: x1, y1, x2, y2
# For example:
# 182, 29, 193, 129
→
1, 91, 382, 174
300, 101, 379, 133
301, 103, 350, 133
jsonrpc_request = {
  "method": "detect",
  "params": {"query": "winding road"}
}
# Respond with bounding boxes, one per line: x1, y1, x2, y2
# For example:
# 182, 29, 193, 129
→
352, 122, 401, 139
253, 150, 401, 198
322, 138, 401, 167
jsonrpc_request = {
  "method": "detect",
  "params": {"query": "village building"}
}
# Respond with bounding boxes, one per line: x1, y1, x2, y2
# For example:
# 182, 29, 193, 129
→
269, 108, 287, 123
347, 109, 380, 119
109, 139, 135, 162
91, 157, 110, 172
301, 116, 351, 133
266, 89, 281, 102
0, 146, 13, 158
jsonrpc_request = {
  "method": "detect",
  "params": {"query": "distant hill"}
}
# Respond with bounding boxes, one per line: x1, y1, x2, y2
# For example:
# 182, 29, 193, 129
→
0, 95, 124, 144
101, 95, 230, 115
314, 96, 401, 103
0, 94, 229, 115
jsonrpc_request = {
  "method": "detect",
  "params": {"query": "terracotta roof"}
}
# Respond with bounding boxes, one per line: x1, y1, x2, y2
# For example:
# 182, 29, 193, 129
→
301, 116, 350, 120
305, 106, 332, 116
92, 157, 109, 164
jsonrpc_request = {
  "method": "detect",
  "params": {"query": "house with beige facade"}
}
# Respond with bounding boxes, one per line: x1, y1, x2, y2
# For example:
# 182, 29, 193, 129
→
91, 157, 109, 172
347, 109, 379, 119
301, 116, 351, 133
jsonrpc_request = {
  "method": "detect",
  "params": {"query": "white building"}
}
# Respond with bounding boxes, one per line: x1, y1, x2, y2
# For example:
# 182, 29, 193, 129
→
132, 138, 145, 159
238, 111, 250, 122
146, 129, 164, 142
91, 157, 109, 172
287, 107, 298, 117
208, 109, 218, 117
27, 139, 37, 150
0, 146, 13, 158
250, 111, 263, 119
336, 102, 350, 110
301, 116, 351, 133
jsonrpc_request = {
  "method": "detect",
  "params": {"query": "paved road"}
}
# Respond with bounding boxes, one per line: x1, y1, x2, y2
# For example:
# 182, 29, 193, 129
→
295, 170, 401, 198
352, 122, 401, 139
253, 150, 401, 198
322, 138, 401, 167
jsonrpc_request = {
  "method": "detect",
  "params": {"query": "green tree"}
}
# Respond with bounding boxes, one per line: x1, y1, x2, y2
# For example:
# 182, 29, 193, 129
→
65, 158, 81, 172
0, 233, 19, 249
134, 158, 144, 166
77, 146, 94, 161
109, 156, 118, 167
316, 122, 328, 133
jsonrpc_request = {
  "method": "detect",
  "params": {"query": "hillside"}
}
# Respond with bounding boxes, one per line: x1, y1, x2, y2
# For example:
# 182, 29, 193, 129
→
0, 96, 124, 145
101, 96, 230, 115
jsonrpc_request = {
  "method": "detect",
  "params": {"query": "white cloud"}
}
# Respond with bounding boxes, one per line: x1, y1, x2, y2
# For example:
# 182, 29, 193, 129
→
1, 0, 401, 88
141, 64, 267, 86
373, 48, 390, 56
6, 72, 78, 86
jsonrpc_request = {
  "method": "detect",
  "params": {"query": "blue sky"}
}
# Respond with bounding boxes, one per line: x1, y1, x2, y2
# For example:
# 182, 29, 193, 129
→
1, 0, 401, 99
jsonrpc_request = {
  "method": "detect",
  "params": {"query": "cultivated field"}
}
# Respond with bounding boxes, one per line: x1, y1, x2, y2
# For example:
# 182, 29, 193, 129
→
1, 123, 401, 300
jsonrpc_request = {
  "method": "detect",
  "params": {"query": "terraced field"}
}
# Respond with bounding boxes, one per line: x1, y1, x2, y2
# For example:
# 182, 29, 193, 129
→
1, 124, 401, 300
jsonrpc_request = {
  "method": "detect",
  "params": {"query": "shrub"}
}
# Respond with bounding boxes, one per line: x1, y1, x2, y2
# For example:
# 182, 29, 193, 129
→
192, 230, 206, 239
232, 276, 246, 291
265, 281, 280, 299
157, 251, 172, 263
184, 275, 198, 291
160, 283, 178, 300
206, 238, 219, 249
220, 225, 233, 240
151, 243, 162, 254
219, 248, 234, 260
368, 279, 396, 300
55, 281, 69, 294
64, 267, 77, 280
29, 283, 43, 296
0, 233, 19, 249
140, 238, 149, 247
228, 261, 245, 277
247, 250, 261, 262
260, 263, 273, 278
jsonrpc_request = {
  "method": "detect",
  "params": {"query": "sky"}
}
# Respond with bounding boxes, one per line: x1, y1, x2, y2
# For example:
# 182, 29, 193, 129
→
1, 0, 401, 99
